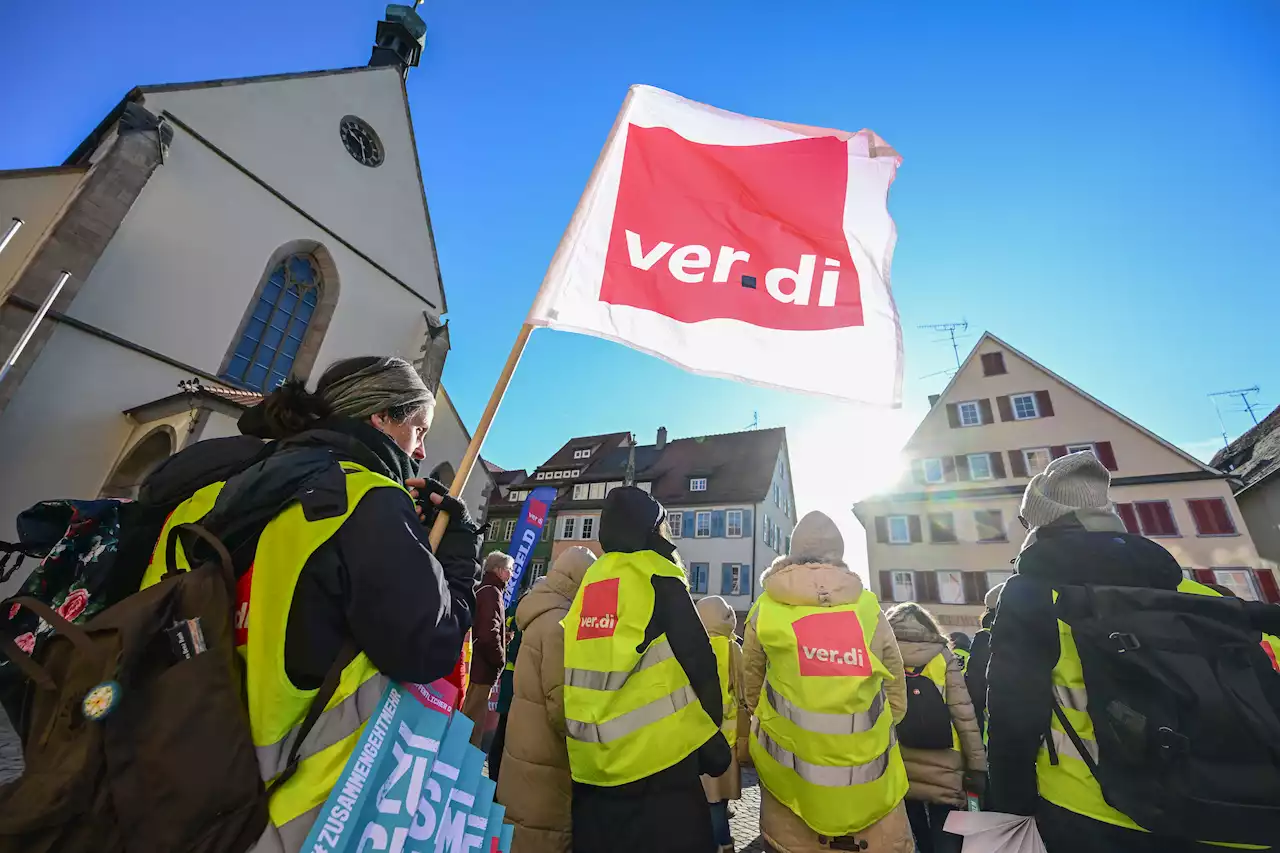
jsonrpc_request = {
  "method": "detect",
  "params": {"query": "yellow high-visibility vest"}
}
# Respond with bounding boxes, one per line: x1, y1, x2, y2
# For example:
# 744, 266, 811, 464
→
913, 652, 960, 751
1178, 578, 1280, 672
709, 634, 738, 739
142, 462, 399, 853
562, 550, 719, 787
749, 589, 908, 838
951, 646, 970, 672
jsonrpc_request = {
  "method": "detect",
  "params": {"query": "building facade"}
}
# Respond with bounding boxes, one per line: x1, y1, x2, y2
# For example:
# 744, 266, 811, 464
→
0, 12, 495, 594
854, 333, 1278, 632
1212, 405, 1280, 570
484, 426, 797, 619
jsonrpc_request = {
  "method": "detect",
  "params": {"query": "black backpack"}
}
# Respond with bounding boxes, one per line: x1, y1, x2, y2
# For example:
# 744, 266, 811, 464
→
897, 659, 954, 750
1052, 584, 1280, 846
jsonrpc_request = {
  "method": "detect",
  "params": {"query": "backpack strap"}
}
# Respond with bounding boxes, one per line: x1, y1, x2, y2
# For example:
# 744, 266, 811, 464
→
1052, 699, 1100, 776
0, 595, 99, 690
265, 639, 359, 796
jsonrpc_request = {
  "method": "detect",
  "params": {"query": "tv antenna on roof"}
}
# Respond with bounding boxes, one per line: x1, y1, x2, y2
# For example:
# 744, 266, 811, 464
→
1208, 386, 1262, 447
744, 411, 759, 430
918, 320, 969, 369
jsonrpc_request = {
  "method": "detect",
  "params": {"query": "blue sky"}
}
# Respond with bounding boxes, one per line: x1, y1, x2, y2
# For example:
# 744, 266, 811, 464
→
3, 1, 1278, 560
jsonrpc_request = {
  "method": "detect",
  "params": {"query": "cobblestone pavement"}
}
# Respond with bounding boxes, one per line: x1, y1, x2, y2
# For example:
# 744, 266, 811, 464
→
731, 766, 770, 852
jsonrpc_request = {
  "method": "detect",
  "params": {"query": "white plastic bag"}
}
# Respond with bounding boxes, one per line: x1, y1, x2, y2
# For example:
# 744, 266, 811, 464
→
943, 811, 1048, 853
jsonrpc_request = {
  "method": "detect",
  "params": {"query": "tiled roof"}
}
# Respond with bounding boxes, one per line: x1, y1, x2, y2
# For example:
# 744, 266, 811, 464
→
177, 378, 265, 408
534, 432, 632, 474
1211, 404, 1280, 491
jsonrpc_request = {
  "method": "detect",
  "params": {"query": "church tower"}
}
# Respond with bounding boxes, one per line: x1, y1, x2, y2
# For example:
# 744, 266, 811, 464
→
369, 4, 427, 76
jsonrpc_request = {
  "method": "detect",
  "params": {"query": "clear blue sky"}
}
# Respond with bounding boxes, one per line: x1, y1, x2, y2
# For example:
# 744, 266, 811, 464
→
3, 1, 1278, 553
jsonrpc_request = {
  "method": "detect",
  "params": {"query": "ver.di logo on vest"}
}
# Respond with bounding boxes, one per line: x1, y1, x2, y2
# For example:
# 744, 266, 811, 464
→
792, 610, 871, 677
577, 577, 620, 640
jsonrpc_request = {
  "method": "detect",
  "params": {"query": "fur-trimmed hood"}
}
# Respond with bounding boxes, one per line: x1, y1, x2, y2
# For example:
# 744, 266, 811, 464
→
760, 555, 864, 607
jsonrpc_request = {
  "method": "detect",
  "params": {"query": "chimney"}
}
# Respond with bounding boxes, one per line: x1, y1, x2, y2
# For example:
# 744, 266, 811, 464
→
928, 394, 941, 408
656, 426, 668, 449
369, 4, 427, 77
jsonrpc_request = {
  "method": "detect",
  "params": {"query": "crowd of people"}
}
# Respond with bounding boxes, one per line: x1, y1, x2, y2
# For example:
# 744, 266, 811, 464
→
1, 353, 1279, 853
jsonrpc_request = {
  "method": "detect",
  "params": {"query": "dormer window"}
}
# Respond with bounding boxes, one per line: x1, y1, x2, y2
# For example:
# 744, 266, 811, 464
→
690, 477, 708, 492
573, 448, 592, 460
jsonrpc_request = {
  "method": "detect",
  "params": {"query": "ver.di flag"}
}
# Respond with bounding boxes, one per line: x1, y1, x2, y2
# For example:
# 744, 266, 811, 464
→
527, 85, 903, 406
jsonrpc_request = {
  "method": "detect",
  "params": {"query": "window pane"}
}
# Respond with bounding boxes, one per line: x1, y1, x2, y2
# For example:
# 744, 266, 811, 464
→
1213, 569, 1257, 601
928, 513, 956, 543
727, 510, 743, 537
277, 288, 299, 318
1013, 394, 1039, 419
1024, 449, 1050, 476
573, 484, 588, 500
975, 510, 1006, 542
968, 454, 992, 480
892, 571, 915, 602
266, 371, 287, 390
923, 458, 944, 483
959, 402, 980, 426
986, 570, 1014, 594
247, 363, 268, 389
696, 512, 711, 537
938, 571, 965, 604
888, 516, 910, 543
223, 355, 250, 382
581, 518, 595, 540
230, 253, 323, 391
588, 482, 606, 500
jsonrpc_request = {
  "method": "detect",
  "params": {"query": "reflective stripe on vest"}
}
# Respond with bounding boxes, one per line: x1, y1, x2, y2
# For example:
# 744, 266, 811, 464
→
952, 647, 970, 673
710, 634, 737, 738
562, 551, 719, 787
748, 588, 908, 838
146, 462, 402, 853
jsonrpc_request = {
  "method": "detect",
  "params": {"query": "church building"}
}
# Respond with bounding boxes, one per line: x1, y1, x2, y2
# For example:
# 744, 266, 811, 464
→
0, 6, 492, 581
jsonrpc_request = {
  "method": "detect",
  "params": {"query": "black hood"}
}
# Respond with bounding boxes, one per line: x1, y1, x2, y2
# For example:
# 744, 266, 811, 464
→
1014, 528, 1183, 591
599, 486, 675, 560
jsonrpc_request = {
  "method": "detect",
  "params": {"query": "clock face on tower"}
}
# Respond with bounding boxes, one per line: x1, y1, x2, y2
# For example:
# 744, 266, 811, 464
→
339, 115, 384, 167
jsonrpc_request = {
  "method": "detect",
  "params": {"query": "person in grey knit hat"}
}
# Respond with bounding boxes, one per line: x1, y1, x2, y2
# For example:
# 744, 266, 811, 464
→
1017, 451, 1125, 552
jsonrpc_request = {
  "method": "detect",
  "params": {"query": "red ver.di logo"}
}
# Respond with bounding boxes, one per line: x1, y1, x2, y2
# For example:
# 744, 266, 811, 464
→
577, 577, 620, 640
793, 610, 871, 677
526, 498, 548, 529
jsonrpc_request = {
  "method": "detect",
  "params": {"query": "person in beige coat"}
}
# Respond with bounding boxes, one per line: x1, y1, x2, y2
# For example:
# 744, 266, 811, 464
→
742, 511, 914, 853
887, 602, 987, 853
696, 596, 745, 853
495, 546, 596, 853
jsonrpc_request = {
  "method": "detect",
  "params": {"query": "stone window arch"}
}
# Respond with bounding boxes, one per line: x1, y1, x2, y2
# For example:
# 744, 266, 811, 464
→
220, 240, 340, 391
100, 426, 175, 499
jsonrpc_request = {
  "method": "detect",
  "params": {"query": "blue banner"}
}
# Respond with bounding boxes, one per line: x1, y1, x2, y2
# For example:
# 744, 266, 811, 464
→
503, 485, 557, 608
299, 680, 512, 853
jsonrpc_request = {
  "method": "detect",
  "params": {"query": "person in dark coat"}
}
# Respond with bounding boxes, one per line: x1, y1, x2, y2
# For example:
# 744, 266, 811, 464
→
570, 486, 731, 853
965, 585, 1001, 735
462, 552, 514, 746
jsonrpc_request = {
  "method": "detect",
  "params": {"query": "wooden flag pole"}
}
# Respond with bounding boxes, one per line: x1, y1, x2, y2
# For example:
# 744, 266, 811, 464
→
427, 322, 534, 549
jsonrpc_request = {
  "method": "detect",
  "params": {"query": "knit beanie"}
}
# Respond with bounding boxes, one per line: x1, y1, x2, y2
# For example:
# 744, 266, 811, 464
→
1019, 451, 1124, 550
985, 582, 1005, 611
789, 511, 844, 563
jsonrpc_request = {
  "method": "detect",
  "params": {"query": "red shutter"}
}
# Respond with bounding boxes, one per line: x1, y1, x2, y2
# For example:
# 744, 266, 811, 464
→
982, 352, 1007, 376
978, 398, 995, 425
1095, 441, 1118, 471
1210, 499, 1236, 534
1009, 450, 1028, 478
916, 571, 939, 603
1254, 569, 1280, 604
908, 515, 923, 543
1036, 390, 1055, 417
879, 571, 896, 602
1187, 499, 1212, 534
955, 455, 971, 481
1140, 502, 1177, 536
1050, 445, 1068, 460
996, 395, 1014, 422
990, 452, 1007, 479
1192, 569, 1216, 585
947, 404, 961, 429
963, 572, 988, 604
874, 516, 889, 544
1116, 502, 1140, 534
1188, 499, 1235, 535
942, 456, 957, 482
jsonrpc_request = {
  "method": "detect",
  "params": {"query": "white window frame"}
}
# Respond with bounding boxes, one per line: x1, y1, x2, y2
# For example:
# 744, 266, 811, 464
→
637, 481, 652, 493
508, 491, 520, 502
957, 401, 982, 427
561, 517, 576, 540
887, 515, 911, 544
536, 472, 547, 480
569, 470, 580, 478
503, 519, 516, 540
573, 449, 591, 460
1212, 568, 1259, 601
1066, 443, 1095, 456
986, 570, 1014, 596
668, 511, 683, 537
588, 481, 606, 500
580, 517, 596, 540
937, 570, 965, 604
572, 483, 589, 501
773, 483, 781, 506
695, 511, 712, 538
690, 477, 708, 492
922, 458, 945, 484
727, 564, 744, 596
529, 559, 546, 580
892, 570, 915, 602
974, 509, 1007, 543
726, 509, 744, 538
606, 481, 623, 495
1023, 448, 1052, 476
1011, 393, 1040, 421
967, 453, 994, 481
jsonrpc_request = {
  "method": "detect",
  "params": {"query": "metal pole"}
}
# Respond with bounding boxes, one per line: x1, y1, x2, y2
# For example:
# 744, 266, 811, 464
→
0, 219, 23, 258
0, 271, 71, 383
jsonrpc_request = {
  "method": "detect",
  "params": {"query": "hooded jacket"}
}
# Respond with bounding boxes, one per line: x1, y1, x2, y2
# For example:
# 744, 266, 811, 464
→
887, 606, 987, 807
496, 547, 596, 853
470, 568, 508, 687
696, 596, 744, 804
742, 555, 912, 853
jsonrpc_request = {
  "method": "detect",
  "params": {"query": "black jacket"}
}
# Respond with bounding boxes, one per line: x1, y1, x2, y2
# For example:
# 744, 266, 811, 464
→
158, 420, 483, 689
965, 616, 993, 733
985, 526, 1182, 816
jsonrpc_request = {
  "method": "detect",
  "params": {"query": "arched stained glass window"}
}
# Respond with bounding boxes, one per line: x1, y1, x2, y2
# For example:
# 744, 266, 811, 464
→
222, 254, 322, 391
